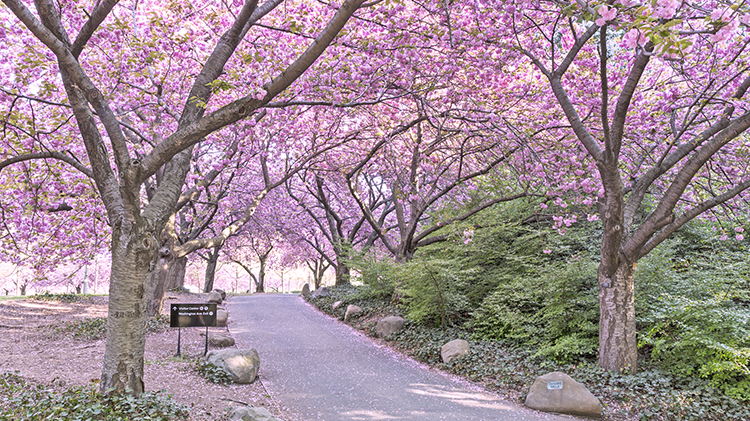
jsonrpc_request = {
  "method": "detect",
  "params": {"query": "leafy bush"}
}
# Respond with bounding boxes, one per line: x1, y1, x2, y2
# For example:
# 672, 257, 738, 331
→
350, 254, 397, 300
471, 257, 599, 364
0, 372, 189, 420
639, 298, 750, 401
194, 360, 233, 384
635, 235, 750, 401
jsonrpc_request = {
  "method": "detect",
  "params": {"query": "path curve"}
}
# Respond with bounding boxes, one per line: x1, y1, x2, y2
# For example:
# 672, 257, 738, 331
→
229, 294, 571, 421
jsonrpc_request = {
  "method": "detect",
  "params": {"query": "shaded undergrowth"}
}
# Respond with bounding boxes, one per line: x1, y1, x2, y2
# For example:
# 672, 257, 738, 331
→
308, 285, 750, 421
0, 372, 189, 421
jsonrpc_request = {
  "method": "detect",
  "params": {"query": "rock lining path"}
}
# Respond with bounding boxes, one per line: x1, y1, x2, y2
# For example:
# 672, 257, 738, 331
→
229, 294, 573, 421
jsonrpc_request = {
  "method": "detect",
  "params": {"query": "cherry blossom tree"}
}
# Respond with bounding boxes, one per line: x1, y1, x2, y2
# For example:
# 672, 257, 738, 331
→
494, 0, 750, 372
0, 0, 366, 394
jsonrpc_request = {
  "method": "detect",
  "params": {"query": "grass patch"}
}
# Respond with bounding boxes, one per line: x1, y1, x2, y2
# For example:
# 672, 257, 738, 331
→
0, 372, 189, 420
32, 292, 85, 303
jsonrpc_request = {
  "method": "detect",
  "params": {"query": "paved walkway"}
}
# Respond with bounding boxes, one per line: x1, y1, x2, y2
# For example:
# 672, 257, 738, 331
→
229, 294, 571, 421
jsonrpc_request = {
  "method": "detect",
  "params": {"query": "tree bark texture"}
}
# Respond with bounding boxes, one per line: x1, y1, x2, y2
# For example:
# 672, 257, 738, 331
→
101, 220, 158, 395
598, 261, 637, 372
334, 259, 350, 286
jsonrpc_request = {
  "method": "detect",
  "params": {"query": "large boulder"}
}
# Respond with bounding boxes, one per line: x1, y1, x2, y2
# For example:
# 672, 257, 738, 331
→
524, 371, 602, 418
310, 287, 329, 299
344, 305, 362, 321
301, 283, 311, 298
209, 332, 235, 348
207, 290, 223, 304
229, 406, 279, 421
332, 300, 344, 310
213, 288, 227, 300
206, 349, 260, 384
216, 309, 229, 327
441, 339, 470, 363
376, 316, 405, 338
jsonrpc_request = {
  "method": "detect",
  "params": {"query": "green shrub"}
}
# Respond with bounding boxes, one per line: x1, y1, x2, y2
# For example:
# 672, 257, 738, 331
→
350, 254, 397, 300
0, 372, 189, 420
471, 257, 599, 364
395, 259, 470, 327
639, 298, 750, 401
635, 236, 750, 401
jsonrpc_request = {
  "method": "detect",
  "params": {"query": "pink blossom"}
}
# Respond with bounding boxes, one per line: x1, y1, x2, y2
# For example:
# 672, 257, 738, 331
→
735, 227, 744, 233
596, 5, 618, 26
737, 234, 745, 241
710, 8, 728, 21
543, 249, 552, 254
622, 28, 647, 48
654, 0, 680, 18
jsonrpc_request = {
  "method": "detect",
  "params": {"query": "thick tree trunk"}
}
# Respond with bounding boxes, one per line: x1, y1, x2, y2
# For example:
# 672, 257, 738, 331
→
101, 221, 158, 395
166, 257, 187, 291
334, 262, 350, 286
19, 284, 26, 296
598, 260, 637, 372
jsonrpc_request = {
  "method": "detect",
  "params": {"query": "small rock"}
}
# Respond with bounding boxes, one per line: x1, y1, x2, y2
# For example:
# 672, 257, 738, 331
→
209, 332, 235, 347
310, 287, 329, 299
332, 300, 343, 310
301, 283, 311, 298
376, 316, 405, 338
524, 371, 602, 418
207, 290, 222, 304
441, 339, 470, 363
213, 288, 227, 300
344, 304, 362, 321
206, 348, 260, 384
229, 406, 279, 421
217, 309, 229, 327
167, 296, 178, 299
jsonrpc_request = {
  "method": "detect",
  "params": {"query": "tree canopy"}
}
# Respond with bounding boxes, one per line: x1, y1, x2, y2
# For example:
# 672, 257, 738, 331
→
1, 0, 749, 394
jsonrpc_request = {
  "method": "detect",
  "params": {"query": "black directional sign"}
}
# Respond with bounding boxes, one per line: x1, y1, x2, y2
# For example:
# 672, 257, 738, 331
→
170, 303, 217, 328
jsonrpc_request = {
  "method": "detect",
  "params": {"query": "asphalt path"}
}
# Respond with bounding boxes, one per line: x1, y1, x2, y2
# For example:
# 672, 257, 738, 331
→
229, 294, 572, 421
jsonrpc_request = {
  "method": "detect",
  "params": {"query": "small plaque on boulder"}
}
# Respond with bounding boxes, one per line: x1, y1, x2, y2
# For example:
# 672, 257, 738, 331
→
547, 381, 563, 390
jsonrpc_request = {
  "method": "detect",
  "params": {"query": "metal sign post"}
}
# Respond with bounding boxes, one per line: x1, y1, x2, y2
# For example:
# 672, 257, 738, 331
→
170, 303, 218, 356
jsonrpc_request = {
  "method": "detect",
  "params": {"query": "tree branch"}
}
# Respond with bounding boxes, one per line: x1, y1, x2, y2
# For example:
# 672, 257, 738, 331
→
0, 151, 93, 178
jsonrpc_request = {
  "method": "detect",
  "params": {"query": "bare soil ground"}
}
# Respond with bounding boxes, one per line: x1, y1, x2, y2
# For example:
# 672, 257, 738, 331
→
0, 293, 290, 421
